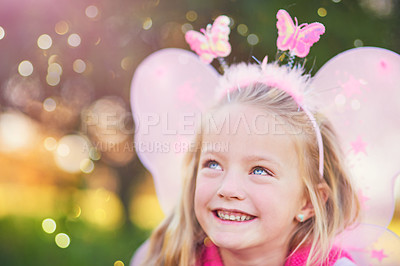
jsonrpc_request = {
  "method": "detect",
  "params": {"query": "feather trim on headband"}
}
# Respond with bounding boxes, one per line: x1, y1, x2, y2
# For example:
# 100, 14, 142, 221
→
216, 62, 314, 109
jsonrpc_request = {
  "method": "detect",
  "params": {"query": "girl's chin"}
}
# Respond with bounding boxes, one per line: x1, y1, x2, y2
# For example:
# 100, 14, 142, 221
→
209, 234, 255, 251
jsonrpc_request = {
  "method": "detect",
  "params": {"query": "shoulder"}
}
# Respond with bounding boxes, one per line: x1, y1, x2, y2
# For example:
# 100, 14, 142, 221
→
130, 240, 150, 266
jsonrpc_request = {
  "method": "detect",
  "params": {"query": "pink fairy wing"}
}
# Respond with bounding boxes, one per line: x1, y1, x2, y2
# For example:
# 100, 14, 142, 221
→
335, 224, 400, 265
276, 9, 296, 51
130, 48, 220, 214
311, 47, 400, 263
294, 22, 325, 58
210, 15, 231, 57
185, 30, 215, 64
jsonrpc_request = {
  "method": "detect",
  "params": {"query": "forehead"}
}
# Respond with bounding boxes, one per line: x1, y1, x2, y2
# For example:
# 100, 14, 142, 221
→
202, 103, 298, 139
200, 104, 299, 165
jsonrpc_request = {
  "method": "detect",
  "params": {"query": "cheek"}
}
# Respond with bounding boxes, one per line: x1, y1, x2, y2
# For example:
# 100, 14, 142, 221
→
251, 186, 301, 216
194, 175, 220, 215
194, 177, 210, 212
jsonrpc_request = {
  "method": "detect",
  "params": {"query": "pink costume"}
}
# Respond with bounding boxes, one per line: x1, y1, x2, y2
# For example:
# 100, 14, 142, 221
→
197, 242, 354, 266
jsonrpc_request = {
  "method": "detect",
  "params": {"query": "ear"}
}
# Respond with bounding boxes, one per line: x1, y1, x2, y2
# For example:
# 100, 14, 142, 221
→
296, 183, 330, 223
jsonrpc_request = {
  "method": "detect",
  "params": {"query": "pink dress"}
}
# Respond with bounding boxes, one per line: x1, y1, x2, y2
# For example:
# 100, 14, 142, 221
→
197, 242, 354, 266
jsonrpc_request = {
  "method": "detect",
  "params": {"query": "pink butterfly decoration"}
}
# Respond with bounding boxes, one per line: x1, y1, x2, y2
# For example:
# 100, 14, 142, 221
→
185, 15, 231, 64
276, 9, 325, 58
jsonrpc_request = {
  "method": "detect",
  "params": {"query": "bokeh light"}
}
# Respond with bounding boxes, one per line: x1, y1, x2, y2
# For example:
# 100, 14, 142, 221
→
0, 26, 5, 40
72, 205, 82, 218
80, 158, 95, 174
68, 33, 81, 47
0, 112, 37, 152
55, 21, 69, 35
73, 59, 86, 73
42, 218, 56, 234
142, 17, 152, 30
237, 24, 248, 36
354, 39, 364, 47
85, 5, 99, 19
18, 60, 33, 76
181, 23, 193, 33
37, 34, 52, 50
55, 233, 70, 248
43, 98, 57, 112
46, 62, 62, 86
89, 147, 101, 160
46, 73, 61, 86
54, 134, 91, 173
186, 10, 198, 22
247, 33, 259, 45
48, 63, 63, 76
44, 137, 58, 151
120, 57, 133, 71
114, 260, 124, 266
318, 7, 328, 17
48, 54, 59, 64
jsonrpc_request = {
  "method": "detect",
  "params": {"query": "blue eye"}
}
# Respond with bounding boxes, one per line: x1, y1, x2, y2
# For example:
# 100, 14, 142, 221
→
251, 166, 272, 176
206, 160, 222, 170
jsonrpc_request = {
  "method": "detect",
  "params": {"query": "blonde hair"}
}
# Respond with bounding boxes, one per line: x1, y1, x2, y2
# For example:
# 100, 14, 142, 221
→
140, 82, 360, 266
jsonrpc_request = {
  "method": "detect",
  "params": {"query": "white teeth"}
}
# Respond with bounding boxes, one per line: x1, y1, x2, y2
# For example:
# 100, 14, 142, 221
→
217, 211, 253, 221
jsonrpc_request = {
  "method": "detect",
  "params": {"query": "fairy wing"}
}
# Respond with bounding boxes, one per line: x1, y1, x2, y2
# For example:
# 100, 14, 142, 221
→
209, 15, 231, 57
335, 224, 400, 265
185, 30, 215, 64
311, 47, 400, 264
130, 48, 220, 214
294, 22, 325, 58
276, 9, 296, 52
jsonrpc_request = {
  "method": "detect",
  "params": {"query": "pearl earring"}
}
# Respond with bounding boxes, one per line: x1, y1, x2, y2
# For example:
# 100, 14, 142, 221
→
297, 214, 305, 222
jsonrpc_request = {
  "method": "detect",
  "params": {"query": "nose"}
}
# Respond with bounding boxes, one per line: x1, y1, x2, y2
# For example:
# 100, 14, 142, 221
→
217, 170, 245, 200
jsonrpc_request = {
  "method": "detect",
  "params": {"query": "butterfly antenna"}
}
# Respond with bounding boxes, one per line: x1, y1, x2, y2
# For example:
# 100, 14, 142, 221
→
301, 57, 307, 69
252, 56, 261, 65
308, 57, 317, 75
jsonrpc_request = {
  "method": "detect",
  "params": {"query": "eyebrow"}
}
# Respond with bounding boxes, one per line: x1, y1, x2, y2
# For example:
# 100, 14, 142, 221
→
242, 155, 281, 167
200, 149, 281, 168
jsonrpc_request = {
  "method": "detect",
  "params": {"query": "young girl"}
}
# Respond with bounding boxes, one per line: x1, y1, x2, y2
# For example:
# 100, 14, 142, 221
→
132, 61, 360, 265
130, 10, 400, 266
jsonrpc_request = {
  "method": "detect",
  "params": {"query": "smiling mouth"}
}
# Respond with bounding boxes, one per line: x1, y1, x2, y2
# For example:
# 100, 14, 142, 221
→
213, 210, 256, 222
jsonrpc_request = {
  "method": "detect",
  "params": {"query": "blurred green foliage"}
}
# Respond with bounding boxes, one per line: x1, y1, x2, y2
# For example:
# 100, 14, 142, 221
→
0, 217, 149, 265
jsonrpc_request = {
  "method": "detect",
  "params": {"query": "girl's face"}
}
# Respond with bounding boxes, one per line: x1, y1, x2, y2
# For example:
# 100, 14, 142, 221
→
194, 104, 306, 254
